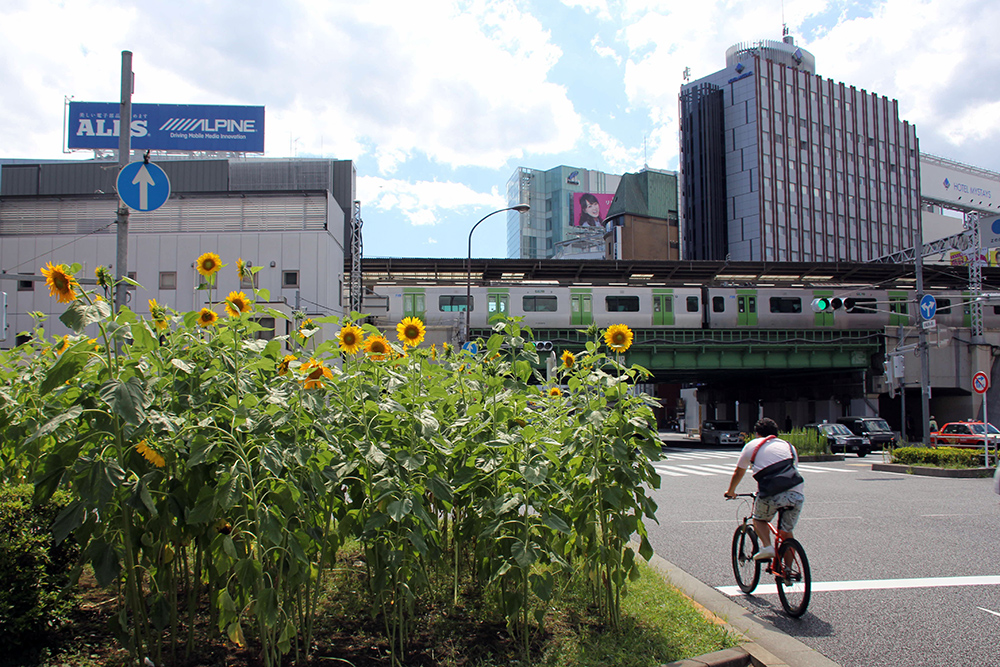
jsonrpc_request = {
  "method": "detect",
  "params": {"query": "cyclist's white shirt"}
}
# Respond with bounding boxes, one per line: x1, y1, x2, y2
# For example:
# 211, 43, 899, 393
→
736, 436, 804, 494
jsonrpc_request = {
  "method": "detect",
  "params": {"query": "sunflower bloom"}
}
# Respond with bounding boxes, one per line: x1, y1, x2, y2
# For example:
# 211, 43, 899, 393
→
94, 265, 113, 291
236, 258, 249, 279
41, 262, 78, 303
196, 252, 222, 278
300, 358, 333, 389
277, 354, 296, 376
149, 298, 170, 330
560, 350, 575, 369
364, 334, 391, 360
55, 335, 70, 355
604, 324, 634, 353
396, 316, 426, 348
136, 440, 166, 468
548, 386, 563, 397
197, 307, 218, 327
338, 324, 364, 354
225, 291, 251, 318
298, 318, 318, 340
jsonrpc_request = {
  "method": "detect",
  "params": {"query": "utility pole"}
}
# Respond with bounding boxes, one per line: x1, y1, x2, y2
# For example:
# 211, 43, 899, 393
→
915, 206, 931, 446
114, 51, 133, 313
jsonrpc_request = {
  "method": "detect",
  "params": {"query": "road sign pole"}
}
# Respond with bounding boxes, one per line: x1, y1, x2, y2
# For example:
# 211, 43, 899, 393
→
114, 51, 132, 313
915, 220, 931, 446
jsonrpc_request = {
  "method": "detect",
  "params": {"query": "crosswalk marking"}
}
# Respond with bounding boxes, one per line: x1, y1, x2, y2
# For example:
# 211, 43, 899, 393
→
652, 454, 857, 479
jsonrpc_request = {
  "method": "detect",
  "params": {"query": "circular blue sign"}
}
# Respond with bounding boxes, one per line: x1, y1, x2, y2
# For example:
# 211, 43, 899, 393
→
919, 293, 937, 321
116, 161, 171, 212
992, 218, 1000, 235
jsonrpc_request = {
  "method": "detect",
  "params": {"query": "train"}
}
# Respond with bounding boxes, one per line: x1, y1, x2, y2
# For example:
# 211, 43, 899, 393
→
364, 283, 996, 336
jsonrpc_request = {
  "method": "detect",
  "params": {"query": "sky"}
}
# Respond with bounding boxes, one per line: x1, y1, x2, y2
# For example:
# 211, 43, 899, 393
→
3, 0, 999, 260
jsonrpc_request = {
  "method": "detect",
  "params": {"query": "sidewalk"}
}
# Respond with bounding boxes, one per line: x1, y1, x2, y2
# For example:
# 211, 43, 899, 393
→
646, 551, 842, 667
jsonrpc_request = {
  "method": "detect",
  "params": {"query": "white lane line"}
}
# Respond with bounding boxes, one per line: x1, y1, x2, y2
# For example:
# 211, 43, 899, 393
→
978, 607, 1000, 618
652, 467, 688, 477
797, 464, 854, 474
717, 575, 1000, 597
664, 465, 718, 476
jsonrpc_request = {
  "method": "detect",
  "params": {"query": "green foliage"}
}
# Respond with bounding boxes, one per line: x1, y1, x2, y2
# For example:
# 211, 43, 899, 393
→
0, 261, 663, 667
0, 485, 79, 652
781, 428, 830, 456
891, 446, 984, 468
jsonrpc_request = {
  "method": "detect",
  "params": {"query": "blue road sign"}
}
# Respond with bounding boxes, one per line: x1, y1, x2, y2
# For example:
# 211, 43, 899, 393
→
919, 293, 937, 321
461, 342, 478, 355
116, 161, 171, 212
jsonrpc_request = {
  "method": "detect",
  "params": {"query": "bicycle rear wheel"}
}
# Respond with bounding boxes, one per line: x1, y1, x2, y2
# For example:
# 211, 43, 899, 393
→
731, 524, 761, 593
775, 539, 811, 617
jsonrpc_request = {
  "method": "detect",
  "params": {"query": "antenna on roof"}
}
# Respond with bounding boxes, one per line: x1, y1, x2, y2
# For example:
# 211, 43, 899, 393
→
781, 0, 788, 37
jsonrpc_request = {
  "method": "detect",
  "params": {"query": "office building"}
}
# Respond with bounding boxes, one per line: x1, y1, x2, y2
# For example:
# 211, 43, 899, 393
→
604, 168, 680, 260
679, 35, 921, 262
506, 166, 621, 259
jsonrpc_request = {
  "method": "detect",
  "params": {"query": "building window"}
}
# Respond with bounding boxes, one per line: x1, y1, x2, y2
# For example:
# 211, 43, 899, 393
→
253, 316, 276, 341
439, 295, 471, 312
127, 271, 137, 290
523, 295, 558, 312
282, 270, 299, 289
605, 296, 639, 312
17, 275, 33, 291
159, 271, 177, 290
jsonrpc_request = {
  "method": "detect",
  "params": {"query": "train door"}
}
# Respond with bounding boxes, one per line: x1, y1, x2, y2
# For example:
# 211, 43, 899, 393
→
570, 290, 593, 326
487, 291, 509, 322
888, 291, 909, 327
812, 290, 834, 327
652, 290, 675, 326
402, 288, 426, 320
736, 290, 758, 327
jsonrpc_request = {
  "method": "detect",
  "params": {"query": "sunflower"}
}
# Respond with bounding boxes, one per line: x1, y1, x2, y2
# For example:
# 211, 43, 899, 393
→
149, 298, 170, 330
548, 386, 563, 397
603, 324, 634, 353
196, 252, 222, 278
364, 334, 391, 360
55, 335, 70, 355
197, 307, 218, 327
337, 323, 364, 355
298, 318, 318, 340
136, 440, 166, 468
225, 291, 251, 318
41, 262, 78, 303
277, 354, 297, 376
236, 257, 249, 280
94, 265, 113, 291
560, 350, 576, 369
396, 316, 426, 348
300, 358, 333, 389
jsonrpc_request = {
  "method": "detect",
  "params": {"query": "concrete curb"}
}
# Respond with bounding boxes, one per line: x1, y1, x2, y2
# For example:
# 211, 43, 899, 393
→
645, 550, 842, 667
871, 462, 994, 478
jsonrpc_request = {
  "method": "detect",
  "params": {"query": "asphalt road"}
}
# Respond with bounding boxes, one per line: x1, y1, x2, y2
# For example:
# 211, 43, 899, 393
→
645, 435, 1000, 667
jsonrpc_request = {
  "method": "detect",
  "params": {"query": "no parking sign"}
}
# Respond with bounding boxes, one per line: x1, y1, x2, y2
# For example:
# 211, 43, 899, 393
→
973, 371, 989, 394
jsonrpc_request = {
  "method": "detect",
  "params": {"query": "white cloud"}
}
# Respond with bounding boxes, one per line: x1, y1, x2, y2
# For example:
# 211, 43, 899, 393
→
357, 175, 506, 227
562, 0, 612, 22
590, 35, 622, 66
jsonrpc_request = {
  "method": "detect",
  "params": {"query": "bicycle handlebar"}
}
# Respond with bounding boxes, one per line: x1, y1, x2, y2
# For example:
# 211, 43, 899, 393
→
725, 493, 757, 499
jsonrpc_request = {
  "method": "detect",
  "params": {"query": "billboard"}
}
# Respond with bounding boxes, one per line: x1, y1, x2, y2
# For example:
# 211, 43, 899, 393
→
920, 159, 999, 214
67, 102, 265, 153
572, 192, 614, 227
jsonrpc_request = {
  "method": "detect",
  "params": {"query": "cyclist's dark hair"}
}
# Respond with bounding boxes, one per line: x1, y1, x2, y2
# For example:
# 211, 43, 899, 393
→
754, 417, 779, 437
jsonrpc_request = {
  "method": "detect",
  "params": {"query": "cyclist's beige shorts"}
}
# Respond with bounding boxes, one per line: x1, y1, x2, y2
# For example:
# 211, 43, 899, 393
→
753, 490, 804, 532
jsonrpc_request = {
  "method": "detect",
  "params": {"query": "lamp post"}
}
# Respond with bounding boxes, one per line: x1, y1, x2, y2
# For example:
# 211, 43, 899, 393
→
466, 204, 530, 341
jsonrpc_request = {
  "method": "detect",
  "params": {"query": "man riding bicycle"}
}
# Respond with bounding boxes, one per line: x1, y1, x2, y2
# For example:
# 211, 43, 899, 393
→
724, 417, 805, 561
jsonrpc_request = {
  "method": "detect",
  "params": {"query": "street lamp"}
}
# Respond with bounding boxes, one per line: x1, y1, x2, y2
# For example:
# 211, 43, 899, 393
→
466, 204, 530, 342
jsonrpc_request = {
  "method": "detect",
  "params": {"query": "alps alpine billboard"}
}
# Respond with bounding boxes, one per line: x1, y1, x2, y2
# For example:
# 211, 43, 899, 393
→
67, 102, 265, 152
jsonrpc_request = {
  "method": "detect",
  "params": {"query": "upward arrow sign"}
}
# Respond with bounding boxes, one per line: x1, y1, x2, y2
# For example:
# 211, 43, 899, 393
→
131, 164, 156, 210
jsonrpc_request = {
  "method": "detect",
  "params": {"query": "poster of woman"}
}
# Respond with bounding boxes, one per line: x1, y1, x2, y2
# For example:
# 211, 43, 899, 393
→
573, 192, 614, 227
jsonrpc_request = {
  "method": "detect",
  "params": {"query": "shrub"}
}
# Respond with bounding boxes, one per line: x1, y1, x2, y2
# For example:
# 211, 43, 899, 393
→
783, 428, 830, 456
891, 446, 984, 468
0, 484, 79, 651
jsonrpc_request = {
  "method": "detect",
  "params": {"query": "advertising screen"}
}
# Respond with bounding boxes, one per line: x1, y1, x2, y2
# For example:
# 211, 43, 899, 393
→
572, 192, 614, 227
67, 102, 265, 153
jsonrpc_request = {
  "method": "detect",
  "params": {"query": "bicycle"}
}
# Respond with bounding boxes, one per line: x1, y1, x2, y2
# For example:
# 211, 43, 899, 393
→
729, 493, 812, 617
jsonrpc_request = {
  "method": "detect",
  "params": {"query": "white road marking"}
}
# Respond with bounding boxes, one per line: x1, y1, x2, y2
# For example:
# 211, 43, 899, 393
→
978, 607, 1000, 618
717, 575, 1000, 597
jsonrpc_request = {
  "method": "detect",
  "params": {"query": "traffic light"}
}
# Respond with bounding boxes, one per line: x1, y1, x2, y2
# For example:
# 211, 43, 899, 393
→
535, 341, 553, 352
810, 297, 843, 312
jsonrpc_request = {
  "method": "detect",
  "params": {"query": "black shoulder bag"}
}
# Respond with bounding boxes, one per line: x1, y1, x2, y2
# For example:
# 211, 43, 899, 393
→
750, 436, 804, 497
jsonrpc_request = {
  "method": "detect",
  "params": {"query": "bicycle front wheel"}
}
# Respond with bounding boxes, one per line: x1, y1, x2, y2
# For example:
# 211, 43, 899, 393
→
775, 539, 811, 617
731, 524, 761, 593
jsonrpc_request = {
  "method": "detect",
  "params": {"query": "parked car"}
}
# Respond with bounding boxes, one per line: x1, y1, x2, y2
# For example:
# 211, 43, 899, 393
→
700, 420, 743, 446
805, 422, 870, 457
837, 416, 897, 450
930, 421, 1000, 448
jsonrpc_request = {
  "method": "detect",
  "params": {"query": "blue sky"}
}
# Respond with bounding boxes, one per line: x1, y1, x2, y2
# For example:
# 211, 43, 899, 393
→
3, 0, 999, 259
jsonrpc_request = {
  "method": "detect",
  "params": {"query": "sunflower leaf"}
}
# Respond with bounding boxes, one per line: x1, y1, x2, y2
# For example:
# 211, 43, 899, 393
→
40, 349, 88, 395
99, 377, 148, 425
59, 299, 111, 333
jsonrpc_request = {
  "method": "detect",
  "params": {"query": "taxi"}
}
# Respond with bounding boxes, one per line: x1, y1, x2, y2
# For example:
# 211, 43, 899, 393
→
929, 421, 1000, 448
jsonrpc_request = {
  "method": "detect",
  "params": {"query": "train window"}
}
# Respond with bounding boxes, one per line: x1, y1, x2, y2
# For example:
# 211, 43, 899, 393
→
845, 298, 877, 314
936, 298, 951, 314
687, 296, 699, 312
713, 296, 725, 313
606, 296, 640, 312
439, 295, 472, 312
523, 295, 558, 312
993, 306, 1000, 316
769, 297, 802, 313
